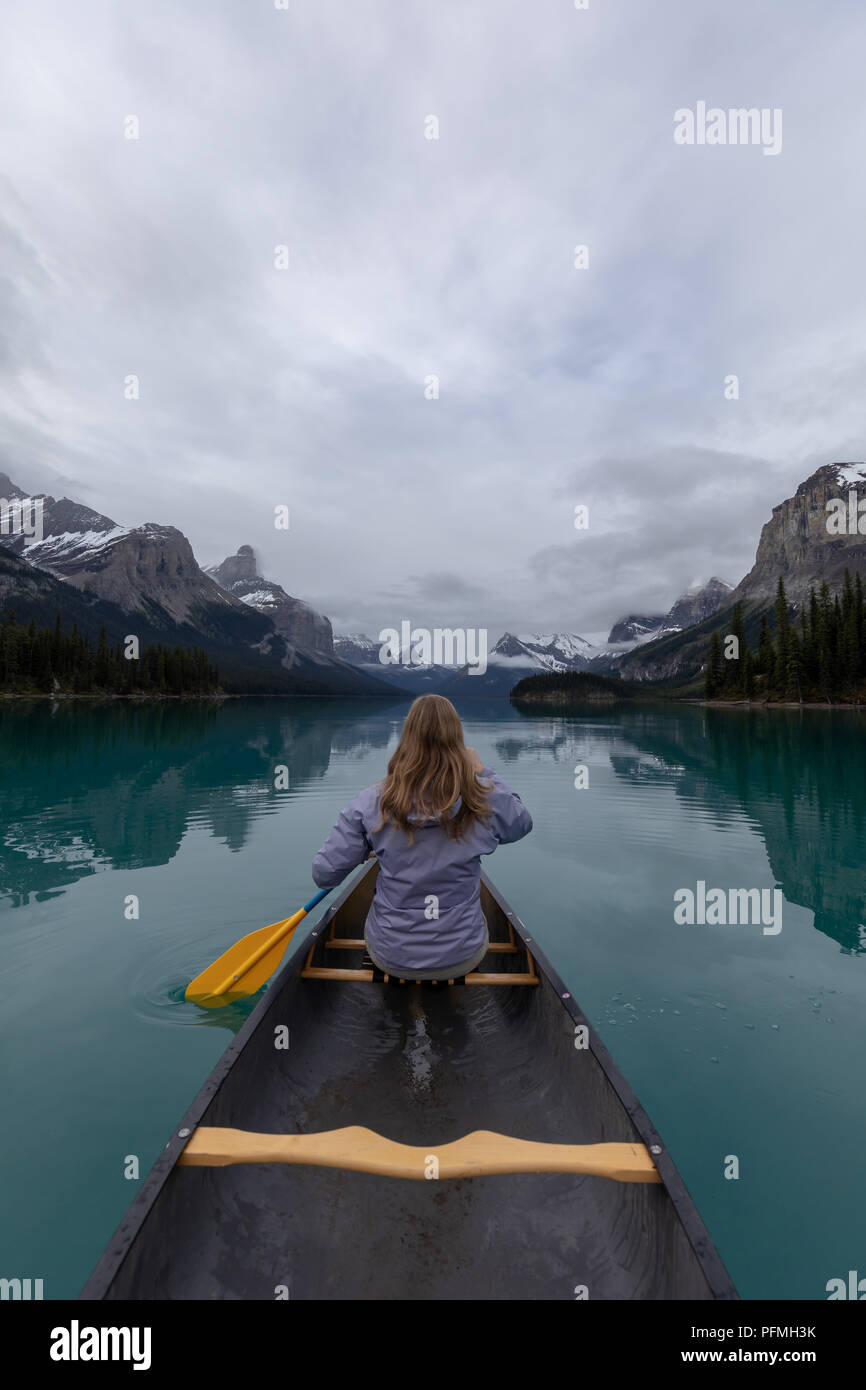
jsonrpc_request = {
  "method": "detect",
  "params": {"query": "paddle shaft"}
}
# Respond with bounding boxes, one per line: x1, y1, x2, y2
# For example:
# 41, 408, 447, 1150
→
211, 888, 330, 997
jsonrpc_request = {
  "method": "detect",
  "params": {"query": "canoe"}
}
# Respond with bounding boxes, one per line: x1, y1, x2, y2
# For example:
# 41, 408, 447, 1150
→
81, 863, 737, 1300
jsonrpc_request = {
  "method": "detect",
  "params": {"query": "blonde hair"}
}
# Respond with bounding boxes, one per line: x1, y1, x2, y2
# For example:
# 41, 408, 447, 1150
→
377, 694, 490, 841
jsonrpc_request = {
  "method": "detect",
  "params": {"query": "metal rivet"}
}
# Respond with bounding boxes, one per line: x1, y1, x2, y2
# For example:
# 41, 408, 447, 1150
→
650, 1145, 662, 1155
178, 1128, 190, 1138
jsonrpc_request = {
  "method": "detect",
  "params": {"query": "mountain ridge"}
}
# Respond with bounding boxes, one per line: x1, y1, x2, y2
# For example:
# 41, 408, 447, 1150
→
0, 475, 395, 697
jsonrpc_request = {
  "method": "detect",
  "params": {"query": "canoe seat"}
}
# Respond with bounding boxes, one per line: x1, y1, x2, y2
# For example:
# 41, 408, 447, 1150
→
301, 916, 539, 986
177, 1125, 662, 1183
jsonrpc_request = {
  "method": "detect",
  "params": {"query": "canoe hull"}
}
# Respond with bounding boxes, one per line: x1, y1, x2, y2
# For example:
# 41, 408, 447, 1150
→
82, 865, 736, 1301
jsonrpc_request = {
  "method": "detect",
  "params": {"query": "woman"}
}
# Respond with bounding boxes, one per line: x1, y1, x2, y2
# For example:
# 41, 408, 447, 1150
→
312, 694, 532, 979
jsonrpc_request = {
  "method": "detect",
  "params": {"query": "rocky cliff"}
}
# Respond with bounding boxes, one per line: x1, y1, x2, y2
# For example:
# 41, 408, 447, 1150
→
607, 614, 667, 644
207, 546, 334, 655
0, 472, 255, 634
602, 580, 731, 657
616, 464, 866, 685
731, 463, 866, 604
0, 476, 394, 695
662, 577, 733, 631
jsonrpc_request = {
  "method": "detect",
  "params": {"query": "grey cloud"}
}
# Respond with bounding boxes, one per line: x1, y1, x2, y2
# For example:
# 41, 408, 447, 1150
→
1, 1, 865, 641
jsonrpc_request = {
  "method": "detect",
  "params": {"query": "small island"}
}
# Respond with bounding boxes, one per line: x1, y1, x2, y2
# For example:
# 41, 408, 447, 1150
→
510, 670, 646, 706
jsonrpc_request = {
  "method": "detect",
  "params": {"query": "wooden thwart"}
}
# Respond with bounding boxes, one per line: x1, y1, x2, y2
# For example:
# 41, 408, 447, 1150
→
325, 937, 518, 955
307, 917, 539, 985
178, 1126, 663, 1183
301, 965, 539, 985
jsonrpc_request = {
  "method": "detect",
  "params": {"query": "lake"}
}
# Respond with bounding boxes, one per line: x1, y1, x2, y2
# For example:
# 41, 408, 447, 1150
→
0, 696, 864, 1299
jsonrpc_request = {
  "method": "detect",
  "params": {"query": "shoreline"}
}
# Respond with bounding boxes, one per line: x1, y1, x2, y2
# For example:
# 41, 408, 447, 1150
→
512, 693, 865, 712
0, 690, 401, 702
2, 690, 863, 710
689, 698, 864, 710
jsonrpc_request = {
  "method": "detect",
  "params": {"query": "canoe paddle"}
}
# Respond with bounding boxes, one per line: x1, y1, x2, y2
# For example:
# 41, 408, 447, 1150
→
185, 888, 332, 1008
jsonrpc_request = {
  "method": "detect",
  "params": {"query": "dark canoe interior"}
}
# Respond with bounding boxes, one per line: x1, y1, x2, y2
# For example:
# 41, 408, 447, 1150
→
84, 865, 736, 1301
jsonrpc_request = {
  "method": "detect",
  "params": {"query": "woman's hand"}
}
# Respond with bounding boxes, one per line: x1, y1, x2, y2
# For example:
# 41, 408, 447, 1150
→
465, 746, 484, 773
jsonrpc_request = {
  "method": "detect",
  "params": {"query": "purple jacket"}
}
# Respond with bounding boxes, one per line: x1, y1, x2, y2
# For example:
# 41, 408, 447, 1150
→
312, 767, 532, 972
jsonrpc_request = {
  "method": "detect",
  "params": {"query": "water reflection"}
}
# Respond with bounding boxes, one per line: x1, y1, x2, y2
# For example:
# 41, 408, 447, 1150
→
510, 703, 866, 955
2, 697, 864, 957
0, 699, 399, 906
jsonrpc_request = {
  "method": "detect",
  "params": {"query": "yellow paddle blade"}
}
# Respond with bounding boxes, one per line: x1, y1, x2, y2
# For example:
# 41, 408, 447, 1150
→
186, 908, 306, 1008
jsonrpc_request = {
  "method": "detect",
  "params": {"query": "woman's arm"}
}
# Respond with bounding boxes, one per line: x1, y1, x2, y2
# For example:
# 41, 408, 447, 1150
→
312, 799, 373, 889
478, 765, 533, 844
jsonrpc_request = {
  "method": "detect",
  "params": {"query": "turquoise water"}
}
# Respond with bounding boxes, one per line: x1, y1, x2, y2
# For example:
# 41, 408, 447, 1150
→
0, 697, 864, 1299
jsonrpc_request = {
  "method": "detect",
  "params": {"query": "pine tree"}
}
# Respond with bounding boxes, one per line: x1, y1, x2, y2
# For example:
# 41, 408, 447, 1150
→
95, 626, 110, 688
817, 581, 833, 700
726, 602, 747, 696
841, 568, 858, 693
742, 644, 755, 700
756, 613, 775, 685
785, 627, 802, 702
774, 577, 791, 682
855, 572, 865, 679
705, 631, 723, 699
803, 589, 820, 686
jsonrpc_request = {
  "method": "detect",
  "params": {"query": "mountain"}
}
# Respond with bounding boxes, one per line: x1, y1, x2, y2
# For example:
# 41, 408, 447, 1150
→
0, 542, 389, 695
0, 475, 395, 696
607, 613, 667, 644
333, 629, 596, 697
619, 463, 866, 686
203, 548, 396, 695
590, 580, 731, 681
332, 631, 459, 693
491, 632, 594, 670
207, 546, 334, 654
0, 471, 124, 561
435, 631, 596, 697
731, 462, 866, 604
0, 472, 263, 642
0, 544, 146, 644
662, 577, 733, 632
614, 606, 740, 685
333, 633, 382, 666
601, 581, 731, 658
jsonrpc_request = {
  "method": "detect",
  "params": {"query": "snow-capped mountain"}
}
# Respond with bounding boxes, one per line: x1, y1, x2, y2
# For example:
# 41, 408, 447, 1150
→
0, 473, 395, 695
433, 631, 595, 696
207, 545, 334, 655
661, 577, 733, 634
205, 549, 394, 690
606, 613, 667, 645
488, 632, 594, 671
331, 632, 456, 693
332, 628, 596, 697
831, 462, 866, 488
0, 471, 246, 627
0, 471, 129, 569
333, 633, 383, 665
594, 579, 733, 669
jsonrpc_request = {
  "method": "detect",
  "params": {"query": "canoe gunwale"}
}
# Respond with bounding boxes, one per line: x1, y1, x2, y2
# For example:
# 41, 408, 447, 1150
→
80, 863, 738, 1301
478, 874, 738, 1301
79, 865, 371, 1301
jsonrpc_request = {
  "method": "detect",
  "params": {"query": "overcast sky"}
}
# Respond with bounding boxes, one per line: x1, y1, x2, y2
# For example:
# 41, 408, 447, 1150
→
2, 0, 866, 643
